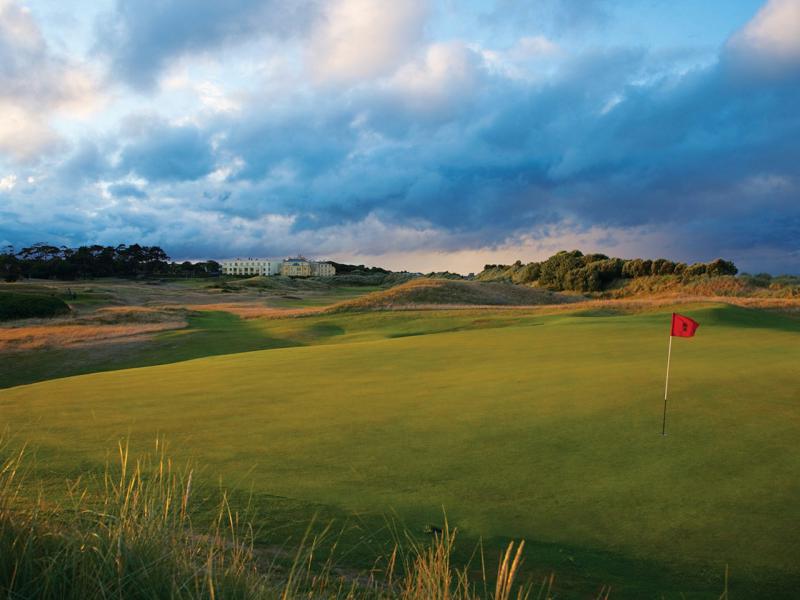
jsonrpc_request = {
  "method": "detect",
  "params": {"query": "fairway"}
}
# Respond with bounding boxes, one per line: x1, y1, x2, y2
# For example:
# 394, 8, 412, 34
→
2, 304, 799, 597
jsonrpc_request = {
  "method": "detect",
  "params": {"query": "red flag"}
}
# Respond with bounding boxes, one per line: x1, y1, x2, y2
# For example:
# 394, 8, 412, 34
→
671, 313, 699, 337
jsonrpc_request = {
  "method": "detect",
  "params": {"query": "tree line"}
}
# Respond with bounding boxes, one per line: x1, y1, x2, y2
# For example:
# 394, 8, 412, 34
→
1, 243, 220, 282
479, 250, 738, 292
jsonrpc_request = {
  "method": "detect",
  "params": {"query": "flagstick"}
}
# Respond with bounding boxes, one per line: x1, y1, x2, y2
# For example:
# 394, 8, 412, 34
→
662, 335, 673, 436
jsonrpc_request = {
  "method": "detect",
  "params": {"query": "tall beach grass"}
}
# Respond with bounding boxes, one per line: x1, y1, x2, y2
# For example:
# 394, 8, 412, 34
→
0, 439, 543, 599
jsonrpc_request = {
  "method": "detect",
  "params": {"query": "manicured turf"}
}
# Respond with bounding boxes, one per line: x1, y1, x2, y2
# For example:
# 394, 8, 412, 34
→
2, 304, 799, 597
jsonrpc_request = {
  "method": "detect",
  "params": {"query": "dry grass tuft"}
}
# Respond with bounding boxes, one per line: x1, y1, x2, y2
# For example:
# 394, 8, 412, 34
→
0, 305, 192, 351
609, 275, 800, 301
0, 440, 543, 600
0, 321, 187, 351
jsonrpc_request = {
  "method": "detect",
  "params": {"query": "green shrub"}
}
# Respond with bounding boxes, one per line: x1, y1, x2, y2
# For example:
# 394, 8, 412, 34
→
538, 250, 584, 290
476, 251, 742, 294
705, 258, 738, 277
684, 263, 707, 278
511, 262, 540, 284
0, 292, 70, 321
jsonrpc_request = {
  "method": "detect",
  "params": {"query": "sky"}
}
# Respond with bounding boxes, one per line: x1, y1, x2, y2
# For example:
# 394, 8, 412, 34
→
0, 0, 798, 274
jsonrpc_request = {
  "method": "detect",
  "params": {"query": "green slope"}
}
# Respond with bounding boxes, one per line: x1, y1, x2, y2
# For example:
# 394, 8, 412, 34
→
2, 304, 799, 597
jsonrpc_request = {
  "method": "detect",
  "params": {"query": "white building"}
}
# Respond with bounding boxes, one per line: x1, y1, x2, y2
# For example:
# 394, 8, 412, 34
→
220, 258, 283, 276
311, 262, 336, 277
220, 257, 336, 278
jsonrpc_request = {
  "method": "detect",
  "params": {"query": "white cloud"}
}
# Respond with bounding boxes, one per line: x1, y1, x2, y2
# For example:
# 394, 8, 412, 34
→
510, 35, 562, 61
163, 72, 242, 114
727, 0, 800, 71
196, 81, 241, 113
0, 0, 102, 162
0, 173, 17, 190
207, 157, 245, 183
386, 41, 482, 113
308, 0, 429, 84
0, 101, 63, 161
478, 35, 563, 82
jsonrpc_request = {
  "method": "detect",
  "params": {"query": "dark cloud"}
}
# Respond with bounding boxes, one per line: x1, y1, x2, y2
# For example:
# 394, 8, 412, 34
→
208, 41, 799, 268
119, 121, 216, 182
58, 139, 113, 184
227, 109, 357, 182
108, 183, 148, 199
95, 0, 318, 91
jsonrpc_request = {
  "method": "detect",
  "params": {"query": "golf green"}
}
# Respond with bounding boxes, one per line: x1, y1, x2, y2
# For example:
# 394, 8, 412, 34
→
2, 304, 798, 596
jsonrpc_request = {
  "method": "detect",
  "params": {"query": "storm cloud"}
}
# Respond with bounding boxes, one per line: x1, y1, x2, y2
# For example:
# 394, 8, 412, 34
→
0, 0, 798, 273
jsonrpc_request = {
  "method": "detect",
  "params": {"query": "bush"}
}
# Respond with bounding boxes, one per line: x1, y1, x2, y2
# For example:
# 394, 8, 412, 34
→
622, 259, 646, 278
0, 292, 70, 321
705, 258, 738, 277
538, 250, 584, 290
511, 262, 540, 284
652, 258, 676, 275
684, 263, 707, 277
476, 251, 742, 294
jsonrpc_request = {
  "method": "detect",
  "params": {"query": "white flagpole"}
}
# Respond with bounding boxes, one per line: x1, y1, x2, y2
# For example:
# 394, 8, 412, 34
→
662, 335, 673, 436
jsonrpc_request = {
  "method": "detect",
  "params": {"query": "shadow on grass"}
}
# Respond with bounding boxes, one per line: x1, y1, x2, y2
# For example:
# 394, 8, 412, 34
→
691, 304, 800, 332
570, 303, 800, 333
0, 311, 305, 389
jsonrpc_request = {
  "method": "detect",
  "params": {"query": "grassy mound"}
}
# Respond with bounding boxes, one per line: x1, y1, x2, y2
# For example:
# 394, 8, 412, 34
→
330, 278, 570, 311
0, 291, 70, 321
321, 271, 416, 287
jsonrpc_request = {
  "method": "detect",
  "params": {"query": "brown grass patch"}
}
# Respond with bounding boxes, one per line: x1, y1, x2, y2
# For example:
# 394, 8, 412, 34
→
185, 303, 326, 319
0, 321, 186, 351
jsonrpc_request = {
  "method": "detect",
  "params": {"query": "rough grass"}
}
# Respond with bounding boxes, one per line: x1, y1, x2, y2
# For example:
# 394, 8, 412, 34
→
329, 279, 571, 312
223, 276, 332, 291
0, 441, 540, 600
2, 304, 798, 597
0, 322, 186, 351
609, 275, 800, 299
0, 306, 188, 351
88, 305, 190, 323
185, 303, 326, 319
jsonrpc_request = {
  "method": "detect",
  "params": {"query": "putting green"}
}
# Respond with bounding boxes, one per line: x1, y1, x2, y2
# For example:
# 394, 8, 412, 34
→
2, 304, 799, 597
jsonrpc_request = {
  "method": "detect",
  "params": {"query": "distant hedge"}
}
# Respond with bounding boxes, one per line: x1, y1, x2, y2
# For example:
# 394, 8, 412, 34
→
0, 292, 70, 321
